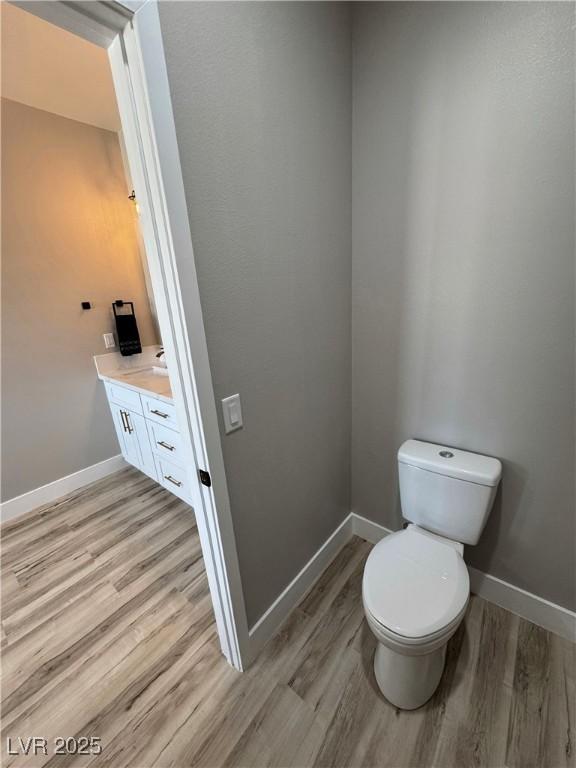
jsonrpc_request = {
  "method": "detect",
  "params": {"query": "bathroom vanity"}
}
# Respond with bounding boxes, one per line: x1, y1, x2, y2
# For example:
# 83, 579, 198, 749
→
94, 346, 192, 505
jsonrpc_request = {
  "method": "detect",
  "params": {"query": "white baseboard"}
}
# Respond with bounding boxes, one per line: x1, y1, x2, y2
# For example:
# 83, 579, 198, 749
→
468, 567, 575, 642
0, 455, 127, 524
350, 512, 575, 642
351, 512, 392, 542
248, 512, 355, 658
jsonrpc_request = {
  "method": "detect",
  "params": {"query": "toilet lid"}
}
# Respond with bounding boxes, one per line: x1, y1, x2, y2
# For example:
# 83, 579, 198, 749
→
363, 527, 469, 639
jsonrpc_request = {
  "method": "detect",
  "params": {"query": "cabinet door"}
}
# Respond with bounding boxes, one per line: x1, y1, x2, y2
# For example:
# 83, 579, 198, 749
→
110, 403, 141, 468
125, 410, 158, 481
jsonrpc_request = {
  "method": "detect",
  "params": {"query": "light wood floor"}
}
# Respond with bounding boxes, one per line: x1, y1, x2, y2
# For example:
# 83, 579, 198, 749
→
1, 469, 574, 768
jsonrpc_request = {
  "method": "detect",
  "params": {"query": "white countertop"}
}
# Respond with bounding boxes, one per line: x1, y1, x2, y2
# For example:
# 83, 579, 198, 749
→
94, 346, 173, 403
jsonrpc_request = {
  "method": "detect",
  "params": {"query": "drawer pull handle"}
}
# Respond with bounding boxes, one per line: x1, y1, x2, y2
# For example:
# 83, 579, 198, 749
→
158, 441, 175, 452
120, 410, 133, 434
164, 475, 182, 488
151, 409, 169, 419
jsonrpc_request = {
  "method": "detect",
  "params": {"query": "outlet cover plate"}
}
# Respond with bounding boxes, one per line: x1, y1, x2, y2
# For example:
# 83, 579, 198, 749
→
103, 333, 115, 349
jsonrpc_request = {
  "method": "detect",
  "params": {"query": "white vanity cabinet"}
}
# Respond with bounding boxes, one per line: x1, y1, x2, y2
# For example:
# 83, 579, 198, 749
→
103, 380, 191, 505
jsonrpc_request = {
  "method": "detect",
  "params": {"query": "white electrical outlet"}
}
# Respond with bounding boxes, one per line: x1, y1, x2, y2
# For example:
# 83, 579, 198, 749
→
103, 333, 116, 349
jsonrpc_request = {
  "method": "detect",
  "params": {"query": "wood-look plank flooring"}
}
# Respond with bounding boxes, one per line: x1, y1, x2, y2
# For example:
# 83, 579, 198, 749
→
2, 468, 574, 768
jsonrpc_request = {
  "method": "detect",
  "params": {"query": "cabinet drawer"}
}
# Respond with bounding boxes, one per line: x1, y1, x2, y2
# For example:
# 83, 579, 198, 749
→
155, 455, 191, 504
105, 381, 143, 415
147, 420, 184, 462
141, 394, 178, 429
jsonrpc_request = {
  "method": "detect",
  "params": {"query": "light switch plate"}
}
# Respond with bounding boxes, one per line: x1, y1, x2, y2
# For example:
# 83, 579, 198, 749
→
103, 333, 116, 349
222, 394, 243, 434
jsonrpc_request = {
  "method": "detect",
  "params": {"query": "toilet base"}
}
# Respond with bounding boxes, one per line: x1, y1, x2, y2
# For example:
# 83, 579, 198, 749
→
373, 641, 447, 710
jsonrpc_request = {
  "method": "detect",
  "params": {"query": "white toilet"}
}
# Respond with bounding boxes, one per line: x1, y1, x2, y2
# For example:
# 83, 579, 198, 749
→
362, 439, 502, 710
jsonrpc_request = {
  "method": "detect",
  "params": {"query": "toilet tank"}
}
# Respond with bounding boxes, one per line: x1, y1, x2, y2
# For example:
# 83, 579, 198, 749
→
398, 439, 502, 545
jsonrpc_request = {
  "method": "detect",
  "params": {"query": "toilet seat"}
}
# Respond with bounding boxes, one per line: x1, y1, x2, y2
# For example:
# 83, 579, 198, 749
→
362, 526, 469, 641
364, 597, 468, 656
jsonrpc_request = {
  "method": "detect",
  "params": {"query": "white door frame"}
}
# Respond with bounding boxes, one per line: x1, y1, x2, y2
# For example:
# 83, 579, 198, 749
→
17, 0, 251, 670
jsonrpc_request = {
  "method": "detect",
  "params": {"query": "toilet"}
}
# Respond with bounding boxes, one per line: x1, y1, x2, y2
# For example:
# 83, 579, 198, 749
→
362, 439, 502, 710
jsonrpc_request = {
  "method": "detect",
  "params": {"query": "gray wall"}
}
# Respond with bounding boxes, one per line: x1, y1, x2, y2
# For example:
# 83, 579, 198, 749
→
159, 2, 352, 625
1, 99, 158, 501
352, 2, 575, 610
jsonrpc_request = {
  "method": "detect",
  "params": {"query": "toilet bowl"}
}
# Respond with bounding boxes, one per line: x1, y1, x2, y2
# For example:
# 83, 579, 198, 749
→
362, 439, 502, 710
362, 525, 469, 709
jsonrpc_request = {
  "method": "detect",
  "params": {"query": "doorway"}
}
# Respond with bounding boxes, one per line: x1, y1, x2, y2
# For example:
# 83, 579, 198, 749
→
2, 0, 249, 671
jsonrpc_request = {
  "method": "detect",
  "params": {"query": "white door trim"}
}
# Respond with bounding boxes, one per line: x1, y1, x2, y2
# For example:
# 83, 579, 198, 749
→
20, 0, 250, 670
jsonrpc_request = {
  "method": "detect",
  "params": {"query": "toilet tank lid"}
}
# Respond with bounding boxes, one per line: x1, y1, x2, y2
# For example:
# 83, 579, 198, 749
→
398, 439, 502, 487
